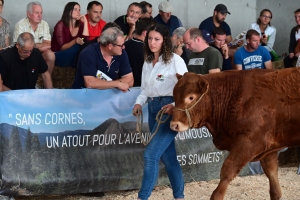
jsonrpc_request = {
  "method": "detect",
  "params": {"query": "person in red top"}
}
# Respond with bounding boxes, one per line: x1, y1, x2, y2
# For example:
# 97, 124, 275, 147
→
85, 1, 106, 41
51, 2, 88, 67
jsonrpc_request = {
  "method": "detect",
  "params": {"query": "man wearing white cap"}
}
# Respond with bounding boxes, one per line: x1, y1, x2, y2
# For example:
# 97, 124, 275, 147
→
154, 1, 183, 36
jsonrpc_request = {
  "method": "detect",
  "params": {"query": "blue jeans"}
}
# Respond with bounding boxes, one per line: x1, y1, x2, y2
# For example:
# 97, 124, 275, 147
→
54, 44, 80, 68
138, 96, 184, 200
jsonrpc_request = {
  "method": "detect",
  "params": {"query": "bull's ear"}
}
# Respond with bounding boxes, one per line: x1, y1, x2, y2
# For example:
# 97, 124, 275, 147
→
198, 77, 209, 93
176, 73, 183, 80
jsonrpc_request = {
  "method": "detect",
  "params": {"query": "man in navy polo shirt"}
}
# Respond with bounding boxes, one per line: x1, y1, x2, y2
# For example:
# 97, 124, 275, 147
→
199, 4, 232, 44
72, 27, 133, 91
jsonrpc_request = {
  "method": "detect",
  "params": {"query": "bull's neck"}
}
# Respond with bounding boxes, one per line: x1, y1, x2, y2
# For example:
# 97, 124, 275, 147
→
205, 74, 244, 131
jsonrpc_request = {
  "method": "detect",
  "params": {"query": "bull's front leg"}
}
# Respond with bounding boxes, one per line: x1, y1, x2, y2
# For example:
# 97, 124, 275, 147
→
210, 141, 257, 200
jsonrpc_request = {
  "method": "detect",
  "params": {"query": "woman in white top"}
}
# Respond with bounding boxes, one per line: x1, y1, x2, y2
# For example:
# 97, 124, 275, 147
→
249, 9, 276, 57
133, 24, 187, 200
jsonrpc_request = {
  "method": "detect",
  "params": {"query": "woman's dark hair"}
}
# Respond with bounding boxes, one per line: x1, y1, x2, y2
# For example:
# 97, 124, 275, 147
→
144, 24, 173, 64
61, 2, 80, 28
1, 0, 4, 4
294, 9, 300, 33
257, 9, 272, 26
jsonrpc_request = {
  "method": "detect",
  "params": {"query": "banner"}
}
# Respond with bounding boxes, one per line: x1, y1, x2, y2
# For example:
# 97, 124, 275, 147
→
0, 88, 253, 196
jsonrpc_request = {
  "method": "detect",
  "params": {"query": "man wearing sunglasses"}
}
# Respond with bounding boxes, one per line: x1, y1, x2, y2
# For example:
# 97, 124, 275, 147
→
0, 32, 53, 90
72, 27, 133, 91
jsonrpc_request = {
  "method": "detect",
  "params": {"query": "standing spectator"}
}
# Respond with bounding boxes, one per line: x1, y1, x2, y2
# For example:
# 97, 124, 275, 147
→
0, 32, 52, 90
210, 27, 232, 70
171, 27, 188, 64
0, 0, 9, 50
154, 1, 182, 36
248, 9, 277, 61
199, 4, 232, 43
234, 29, 272, 70
284, 8, 300, 68
85, 1, 106, 41
125, 18, 156, 87
13, 1, 55, 74
132, 24, 187, 200
51, 2, 88, 67
183, 28, 222, 74
114, 2, 142, 40
139, 1, 152, 18
72, 27, 133, 90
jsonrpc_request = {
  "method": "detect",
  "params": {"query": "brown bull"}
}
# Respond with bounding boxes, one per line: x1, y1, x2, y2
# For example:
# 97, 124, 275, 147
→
170, 68, 300, 200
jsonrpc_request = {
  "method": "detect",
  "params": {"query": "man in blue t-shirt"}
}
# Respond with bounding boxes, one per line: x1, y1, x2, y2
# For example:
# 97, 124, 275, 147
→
234, 29, 272, 70
72, 27, 133, 91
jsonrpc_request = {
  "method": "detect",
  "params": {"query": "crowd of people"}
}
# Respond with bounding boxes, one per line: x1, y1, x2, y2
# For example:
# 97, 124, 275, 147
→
1, 1, 300, 199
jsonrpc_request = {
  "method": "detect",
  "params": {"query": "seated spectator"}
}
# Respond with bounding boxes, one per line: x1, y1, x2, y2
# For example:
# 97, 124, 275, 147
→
154, 1, 183, 36
0, 32, 53, 90
248, 9, 277, 61
139, 1, 152, 18
201, 29, 214, 44
183, 28, 222, 74
0, 0, 10, 50
284, 8, 300, 68
13, 1, 55, 74
171, 27, 188, 64
114, 2, 142, 40
72, 27, 133, 90
234, 29, 272, 70
125, 18, 156, 87
51, 2, 88, 68
210, 27, 232, 70
85, 1, 106, 41
75, 22, 121, 65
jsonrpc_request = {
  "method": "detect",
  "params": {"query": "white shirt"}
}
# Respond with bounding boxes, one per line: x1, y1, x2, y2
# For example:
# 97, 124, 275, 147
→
135, 53, 188, 106
13, 18, 51, 43
248, 23, 276, 51
295, 30, 300, 41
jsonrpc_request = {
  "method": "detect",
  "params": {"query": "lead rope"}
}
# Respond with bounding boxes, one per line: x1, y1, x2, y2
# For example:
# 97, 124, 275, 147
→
174, 84, 209, 128
136, 108, 169, 146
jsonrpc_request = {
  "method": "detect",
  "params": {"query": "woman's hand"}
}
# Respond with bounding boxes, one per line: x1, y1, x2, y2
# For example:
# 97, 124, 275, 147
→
74, 37, 84, 45
132, 104, 142, 116
162, 104, 174, 115
289, 52, 295, 58
77, 15, 87, 22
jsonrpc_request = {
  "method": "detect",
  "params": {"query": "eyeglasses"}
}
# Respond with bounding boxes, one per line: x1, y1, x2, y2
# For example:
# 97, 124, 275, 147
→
112, 43, 125, 48
261, 15, 271, 19
17, 43, 34, 54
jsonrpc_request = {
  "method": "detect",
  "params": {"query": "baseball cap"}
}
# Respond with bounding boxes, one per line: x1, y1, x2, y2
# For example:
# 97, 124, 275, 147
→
201, 30, 213, 43
214, 4, 231, 15
158, 1, 173, 13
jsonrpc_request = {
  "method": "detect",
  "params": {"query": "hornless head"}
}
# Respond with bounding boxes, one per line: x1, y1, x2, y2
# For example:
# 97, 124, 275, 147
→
170, 72, 210, 132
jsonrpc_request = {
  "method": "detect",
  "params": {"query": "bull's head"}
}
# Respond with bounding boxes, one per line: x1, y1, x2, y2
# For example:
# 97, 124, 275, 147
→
170, 72, 209, 132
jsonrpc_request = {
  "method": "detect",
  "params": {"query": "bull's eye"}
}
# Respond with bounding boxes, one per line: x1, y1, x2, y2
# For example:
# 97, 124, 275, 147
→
189, 96, 194, 101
